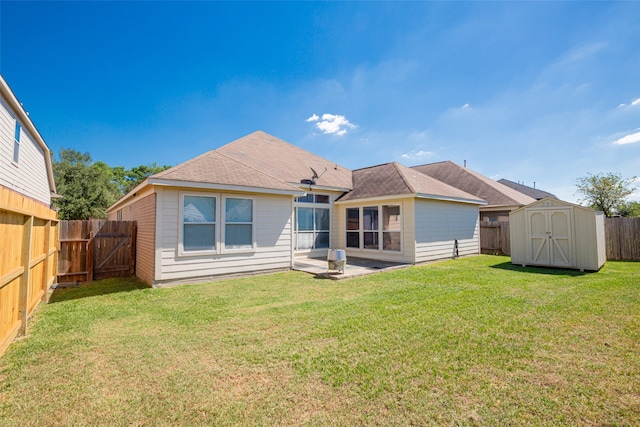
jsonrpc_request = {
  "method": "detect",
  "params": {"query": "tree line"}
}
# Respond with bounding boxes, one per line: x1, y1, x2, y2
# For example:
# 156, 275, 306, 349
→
52, 148, 171, 220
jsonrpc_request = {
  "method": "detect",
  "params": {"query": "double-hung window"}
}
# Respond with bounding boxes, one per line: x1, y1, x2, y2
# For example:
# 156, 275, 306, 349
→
224, 197, 254, 250
180, 193, 255, 255
13, 121, 21, 164
182, 195, 217, 253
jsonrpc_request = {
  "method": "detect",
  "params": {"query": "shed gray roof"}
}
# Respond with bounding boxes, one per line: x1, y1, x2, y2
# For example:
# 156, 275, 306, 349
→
412, 161, 535, 208
497, 179, 557, 200
217, 131, 353, 190
338, 162, 485, 204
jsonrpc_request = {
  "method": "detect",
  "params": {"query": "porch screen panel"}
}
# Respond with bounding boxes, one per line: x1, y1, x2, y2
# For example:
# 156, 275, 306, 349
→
363, 207, 379, 249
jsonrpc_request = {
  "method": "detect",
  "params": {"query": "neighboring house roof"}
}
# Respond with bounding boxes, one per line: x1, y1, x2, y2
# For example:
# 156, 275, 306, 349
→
0, 74, 57, 196
497, 178, 557, 200
337, 162, 485, 205
412, 161, 535, 208
217, 130, 353, 190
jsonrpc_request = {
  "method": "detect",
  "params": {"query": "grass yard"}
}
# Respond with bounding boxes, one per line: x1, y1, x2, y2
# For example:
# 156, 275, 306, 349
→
1, 256, 639, 426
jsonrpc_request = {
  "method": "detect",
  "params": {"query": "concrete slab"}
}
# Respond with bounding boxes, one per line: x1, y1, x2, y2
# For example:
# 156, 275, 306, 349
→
293, 256, 410, 280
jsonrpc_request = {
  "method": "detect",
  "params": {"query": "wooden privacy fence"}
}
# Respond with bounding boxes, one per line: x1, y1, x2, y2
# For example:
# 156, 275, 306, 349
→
480, 221, 511, 255
0, 187, 58, 357
604, 217, 640, 260
480, 217, 640, 260
58, 220, 136, 283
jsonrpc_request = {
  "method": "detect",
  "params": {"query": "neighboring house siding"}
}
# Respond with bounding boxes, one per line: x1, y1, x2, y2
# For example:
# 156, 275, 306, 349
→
414, 200, 480, 263
0, 97, 50, 205
118, 193, 156, 285
157, 188, 293, 284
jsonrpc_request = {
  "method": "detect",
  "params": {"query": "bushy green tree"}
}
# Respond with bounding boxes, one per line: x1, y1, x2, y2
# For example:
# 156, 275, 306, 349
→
53, 149, 119, 219
617, 201, 640, 217
575, 172, 637, 217
52, 149, 171, 220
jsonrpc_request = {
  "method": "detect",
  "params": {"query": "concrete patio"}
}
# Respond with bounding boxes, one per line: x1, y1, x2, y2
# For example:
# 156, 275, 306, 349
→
293, 256, 411, 280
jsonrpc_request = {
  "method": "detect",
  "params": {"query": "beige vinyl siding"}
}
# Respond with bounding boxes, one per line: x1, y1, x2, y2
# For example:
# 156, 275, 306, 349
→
116, 193, 156, 285
0, 97, 50, 205
335, 198, 415, 263
156, 188, 293, 284
414, 199, 480, 263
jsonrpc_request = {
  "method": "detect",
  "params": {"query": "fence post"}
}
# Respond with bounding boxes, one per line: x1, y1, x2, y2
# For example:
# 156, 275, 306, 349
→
18, 215, 34, 337
41, 219, 51, 302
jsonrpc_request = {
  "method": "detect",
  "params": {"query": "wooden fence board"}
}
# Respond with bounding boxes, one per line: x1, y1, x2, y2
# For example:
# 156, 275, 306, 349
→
57, 220, 136, 283
0, 186, 58, 358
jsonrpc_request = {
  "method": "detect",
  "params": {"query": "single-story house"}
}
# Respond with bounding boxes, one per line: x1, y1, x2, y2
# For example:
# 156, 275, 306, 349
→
107, 131, 485, 286
412, 161, 536, 222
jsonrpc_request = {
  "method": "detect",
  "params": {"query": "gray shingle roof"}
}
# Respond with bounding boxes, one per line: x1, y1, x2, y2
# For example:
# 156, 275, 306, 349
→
152, 150, 301, 193
338, 162, 485, 204
217, 131, 353, 190
412, 161, 535, 207
497, 179, 557, 200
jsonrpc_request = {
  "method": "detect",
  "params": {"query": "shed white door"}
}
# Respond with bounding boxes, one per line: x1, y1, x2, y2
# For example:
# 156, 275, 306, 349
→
527, 209, 572, 267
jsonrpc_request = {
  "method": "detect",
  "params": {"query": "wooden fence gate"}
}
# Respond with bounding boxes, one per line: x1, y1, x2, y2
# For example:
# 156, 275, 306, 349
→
58, 220, 136, 283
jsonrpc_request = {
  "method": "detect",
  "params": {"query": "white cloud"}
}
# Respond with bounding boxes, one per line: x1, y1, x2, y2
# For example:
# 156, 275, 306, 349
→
613, 130, 640, 145
401, 150, 433, 160
308, 113, 356, 136
618, 98, 640, 108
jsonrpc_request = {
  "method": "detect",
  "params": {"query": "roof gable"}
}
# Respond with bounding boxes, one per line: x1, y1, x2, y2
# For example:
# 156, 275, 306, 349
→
339, 162, 484, 204
412, 161, 535, 207
151, 150, 301, 193
217, 131, 353, 190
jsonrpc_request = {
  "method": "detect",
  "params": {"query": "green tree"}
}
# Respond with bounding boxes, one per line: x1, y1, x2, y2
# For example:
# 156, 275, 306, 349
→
575, 172, 637, 217
120, 163, 171, 194
617, 200, 640, 217
52, 149, 119, 220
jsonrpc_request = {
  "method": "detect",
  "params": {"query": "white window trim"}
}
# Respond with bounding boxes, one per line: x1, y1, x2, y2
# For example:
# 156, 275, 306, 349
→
178, 192, 258, 257
345, 204, 403, 253
221, 195, 256, 253
294, 192, 332, 251
178, 192, 219, 257
12, 120, 20, 167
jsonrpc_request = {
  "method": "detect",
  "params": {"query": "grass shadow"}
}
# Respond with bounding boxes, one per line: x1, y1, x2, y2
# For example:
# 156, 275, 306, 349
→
490, 261, 590, 277
49, 276, 150, 303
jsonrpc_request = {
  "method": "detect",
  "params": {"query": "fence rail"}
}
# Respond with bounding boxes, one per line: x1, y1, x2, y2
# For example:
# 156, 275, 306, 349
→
57, 220, 136, 284
480, 217, 640, 260
0, 186, 58, 358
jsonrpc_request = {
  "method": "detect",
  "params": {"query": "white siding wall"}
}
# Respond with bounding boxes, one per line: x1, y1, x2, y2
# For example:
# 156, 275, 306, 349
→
0, 97, 50, 205
414, 199, 480, 263
156, 188, 294, 284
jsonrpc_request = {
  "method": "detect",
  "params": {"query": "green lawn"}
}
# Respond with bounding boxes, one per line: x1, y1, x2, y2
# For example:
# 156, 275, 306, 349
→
1, 256, 639, 426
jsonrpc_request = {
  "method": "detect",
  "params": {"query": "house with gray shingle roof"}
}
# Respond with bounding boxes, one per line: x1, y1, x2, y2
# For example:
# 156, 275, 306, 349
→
107, 131, 486, 286
412, 161, 536, 221
497, 178, 557, 201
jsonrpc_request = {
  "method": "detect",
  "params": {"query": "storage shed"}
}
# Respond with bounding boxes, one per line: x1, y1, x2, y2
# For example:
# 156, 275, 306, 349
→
509, 198, 606, 271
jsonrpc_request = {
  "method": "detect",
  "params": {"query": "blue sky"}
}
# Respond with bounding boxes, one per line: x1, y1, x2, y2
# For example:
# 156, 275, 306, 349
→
1, 1, 639, 203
